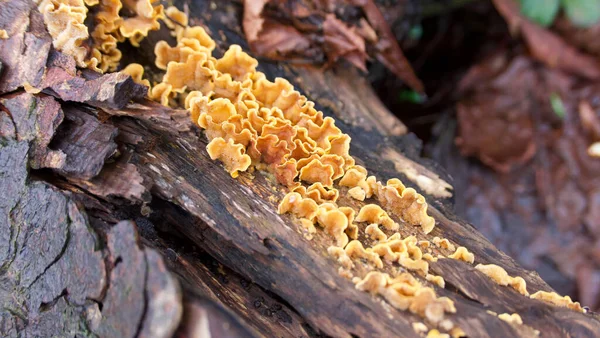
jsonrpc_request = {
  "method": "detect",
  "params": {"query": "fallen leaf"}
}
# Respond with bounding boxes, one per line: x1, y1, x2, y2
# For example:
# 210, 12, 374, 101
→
250, 21, 313, 59
356, 0, 424, 92
451, 52, 600, 309
456, 55, 539, 172
553, 15, 600, 57
241, 0, 423, 92
242, 0, 268, 42
322, 13, 367, 71
492, 0, 600, 80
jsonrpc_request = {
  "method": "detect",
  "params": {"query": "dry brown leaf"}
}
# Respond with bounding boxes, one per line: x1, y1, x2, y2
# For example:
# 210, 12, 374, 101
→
242, 0, 423, 92
243, 0, 267, 42
356, 0, 424, 92
455, 54, 570, 172
250, 21, 312, 58
553, 15, 600, 58
323, 14, 368, 71
492, 0, 600, 80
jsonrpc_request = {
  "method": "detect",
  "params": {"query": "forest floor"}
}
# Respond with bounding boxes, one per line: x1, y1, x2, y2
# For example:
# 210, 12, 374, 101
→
371, 0, 600, 311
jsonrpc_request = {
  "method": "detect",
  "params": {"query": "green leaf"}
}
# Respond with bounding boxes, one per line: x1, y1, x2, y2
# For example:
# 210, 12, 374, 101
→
398, 90, 425, 104
520, 0, 561, 27
562, 0, 600, 27
550, 93, 566, 119
408, 24, 423, 41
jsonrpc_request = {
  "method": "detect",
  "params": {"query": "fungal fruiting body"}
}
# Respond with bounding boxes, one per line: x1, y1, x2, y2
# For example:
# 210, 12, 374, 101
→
353, 271, 456, 325
426, 329, 450, 338
131, 7, 451, 324
36, 0, 165, 72
412, 322, 428, 334
433, 237, 456, 252
448, 247, 475, 264
36, 0, 90, 67
475, 264, 529, 296
426, 274, 445, 288
530, 291, 585, 313
498, 313, 523, 325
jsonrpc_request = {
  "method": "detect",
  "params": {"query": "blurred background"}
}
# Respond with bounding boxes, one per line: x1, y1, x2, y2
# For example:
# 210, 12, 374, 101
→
242, 0, 600, 311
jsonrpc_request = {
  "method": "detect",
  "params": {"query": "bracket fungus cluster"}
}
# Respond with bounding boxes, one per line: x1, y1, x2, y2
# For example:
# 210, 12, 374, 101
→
29, 1, 592, 335
36, 0, 165, 72
354, 271, 456, 324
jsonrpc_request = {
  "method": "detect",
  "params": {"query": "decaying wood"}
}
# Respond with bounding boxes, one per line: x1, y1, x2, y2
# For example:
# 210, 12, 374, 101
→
1, 0, 600, 337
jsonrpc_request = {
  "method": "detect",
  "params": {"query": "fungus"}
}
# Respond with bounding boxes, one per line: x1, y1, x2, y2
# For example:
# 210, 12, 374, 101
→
277, 192, 319, 221
376, 181, 436, 234
338, 267, 353, 279
510, 277, 528, 296
439, 319, 454, 331
179, 26, 216, 51
353, 271, 455, 322
530, 291, 585, 312
475, 264, 529, 296
293, 183, 339, 204
426, 329, 450, 338
450, 327, 466, 338
37, 0, 89, 67
348, 186, 366, 201
119, 0, 164, 47
163, 5, 188, 31
327, 246, 354, 270
0, 29, 7, 39
370, 243, 400, 263
409, 288, 455, 319
432, 237, 456, 252
162, 53, 216, 93
121, 63, 151, 88
299, 218, 316, 239
426, 274, 445, 288
448, 247, 475, 264
498, 313, 523, 325
365, 224, 387, 242
399, 256, 429, 275
206, 137, 252, 178
355, 204, 399, 231
386, 233, 402, 242
298, 159, 335, 187
345, 240, 383, 268
587, 141, 600, 158
339, 206, 358, 240
380, 239, 407, 256
339, 166, 367, 187
423, 253, 438, 262
215, 45, 258, 81
419, 240, 430, 248
412, 322, 428, 334
354, 271, 388, 292
154, 40, 207, 71
316, 206, 349, 247
44, 3, 444, 323
149, 83, 174, 107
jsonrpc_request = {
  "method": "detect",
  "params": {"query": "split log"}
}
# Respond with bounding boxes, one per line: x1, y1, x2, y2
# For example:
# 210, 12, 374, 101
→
1, 0, 599, 337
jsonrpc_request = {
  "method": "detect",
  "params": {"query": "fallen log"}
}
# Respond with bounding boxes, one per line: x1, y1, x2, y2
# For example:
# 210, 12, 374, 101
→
1, 0, 599, 337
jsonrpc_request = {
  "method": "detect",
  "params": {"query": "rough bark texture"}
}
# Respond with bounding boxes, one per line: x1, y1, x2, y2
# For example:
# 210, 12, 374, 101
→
1, 0, 599, 337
